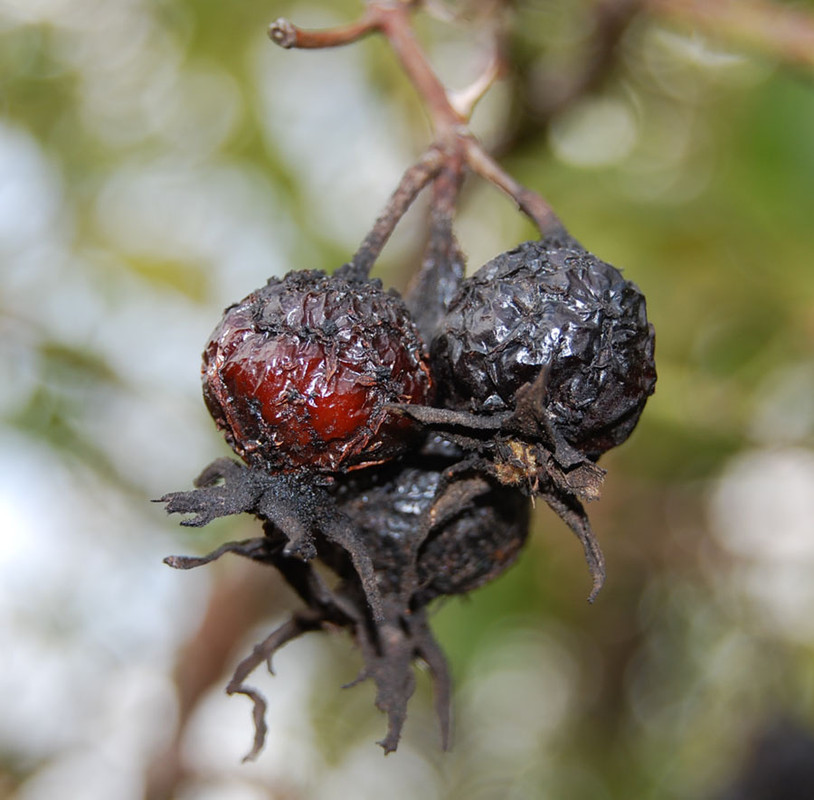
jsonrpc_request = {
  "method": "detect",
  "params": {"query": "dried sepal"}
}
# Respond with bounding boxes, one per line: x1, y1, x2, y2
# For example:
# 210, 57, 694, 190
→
161, 453, 530, 754
159, 459, 385, 622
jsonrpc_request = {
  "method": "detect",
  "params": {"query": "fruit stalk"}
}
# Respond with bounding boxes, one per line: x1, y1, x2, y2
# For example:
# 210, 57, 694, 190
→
268, 0, 563, 246
343, 146, 444, 280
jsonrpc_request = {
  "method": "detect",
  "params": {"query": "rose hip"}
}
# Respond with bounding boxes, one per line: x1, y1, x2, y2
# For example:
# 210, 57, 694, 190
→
203, 270, 433, 473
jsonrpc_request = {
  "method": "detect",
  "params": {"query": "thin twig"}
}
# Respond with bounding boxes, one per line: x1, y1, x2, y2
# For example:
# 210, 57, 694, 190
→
270, 1, 565, 258
375, 2, 466, 135
270, 3, 464, 134
268, 14, 378, 50
403, 144, 466, 340
464, 137, 564, 236
341, 147, 445, 280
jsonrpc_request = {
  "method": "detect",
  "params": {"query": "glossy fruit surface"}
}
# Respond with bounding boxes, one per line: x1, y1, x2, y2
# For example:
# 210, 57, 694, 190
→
335, 464, 530, 605
431, 235, 656, 458
203, 270, 433, 472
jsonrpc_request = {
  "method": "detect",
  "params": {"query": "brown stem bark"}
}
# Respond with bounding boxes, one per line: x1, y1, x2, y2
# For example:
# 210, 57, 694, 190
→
268, 1, 562, 251
343, 147, 445, 280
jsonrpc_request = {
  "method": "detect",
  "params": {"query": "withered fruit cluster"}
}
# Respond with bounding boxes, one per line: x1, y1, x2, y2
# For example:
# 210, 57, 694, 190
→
161, 232, 656, 757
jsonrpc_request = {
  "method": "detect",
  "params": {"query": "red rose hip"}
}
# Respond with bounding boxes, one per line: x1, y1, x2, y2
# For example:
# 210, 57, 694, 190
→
202, 270, 433, 473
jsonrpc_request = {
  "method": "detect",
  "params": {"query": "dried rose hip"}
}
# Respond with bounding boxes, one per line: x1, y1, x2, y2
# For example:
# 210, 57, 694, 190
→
203, 270, 433, 473
431, 234, 656, 458
335, 463, 530, 606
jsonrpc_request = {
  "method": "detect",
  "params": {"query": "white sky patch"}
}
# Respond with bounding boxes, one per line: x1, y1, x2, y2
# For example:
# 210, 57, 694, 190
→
709, 447, 814, 642
93, 160, 292, 300
252, 13, 413, 254
0, 430, 208, 761
749, 363, 814, 446
710, 448, 814, 563
0, 123, 66, 257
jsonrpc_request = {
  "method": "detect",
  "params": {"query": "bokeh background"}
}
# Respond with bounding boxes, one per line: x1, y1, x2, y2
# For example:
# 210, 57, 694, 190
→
2, 0, 814, 798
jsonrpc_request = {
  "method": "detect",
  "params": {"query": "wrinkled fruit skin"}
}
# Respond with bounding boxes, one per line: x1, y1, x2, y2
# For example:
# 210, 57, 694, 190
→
431, 235, 657, 458
203, 270, 433, 473
334, 463, 530, 607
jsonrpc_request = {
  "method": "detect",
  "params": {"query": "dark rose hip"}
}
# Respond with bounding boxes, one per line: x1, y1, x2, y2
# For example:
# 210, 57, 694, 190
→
335, 464, 530, 605
203, 270, 433, 473
431, 235, 656, 458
